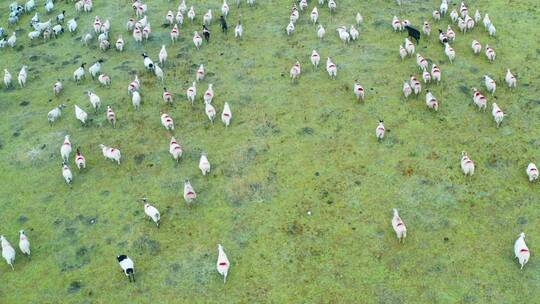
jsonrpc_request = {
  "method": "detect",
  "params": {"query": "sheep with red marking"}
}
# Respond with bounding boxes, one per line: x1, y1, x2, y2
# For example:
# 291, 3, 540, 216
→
169, 137, 183, 162
99, 144, 121, 164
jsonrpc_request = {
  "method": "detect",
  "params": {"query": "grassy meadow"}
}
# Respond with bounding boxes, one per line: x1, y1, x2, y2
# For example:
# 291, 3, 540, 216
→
1, 0, 540, 303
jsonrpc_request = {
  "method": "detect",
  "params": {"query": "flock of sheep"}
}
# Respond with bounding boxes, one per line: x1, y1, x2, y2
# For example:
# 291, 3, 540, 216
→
0, 0, 536, 288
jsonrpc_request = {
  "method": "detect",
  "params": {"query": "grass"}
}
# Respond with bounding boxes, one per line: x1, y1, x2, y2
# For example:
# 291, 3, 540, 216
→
1, 0, 540, 303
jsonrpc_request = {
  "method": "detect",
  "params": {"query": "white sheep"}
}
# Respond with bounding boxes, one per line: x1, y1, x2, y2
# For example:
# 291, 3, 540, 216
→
311, 7, 318, 24
353, 81, 364, 101
484, 75, 496, 95
422, 68, 431, 83
431, 64, 441, 84
93, 16, 101, 33
290, 61, 301, 82
514, 232, 530, 269
183, 179, 197, 203
326, 58, 337, 79
193, 31, 203, 48
117, 255, 135, 282
492, 103, 505, 127
444, 43, 455, 63
375, 120, 385, 140
162, 87, 173, 104
1, 235, 16, 270
99, 144, 121, 164
410, 75, 421, 95
67, 18, 77, 32
399, 45, 407, 60
403, 82, 412, 98
485, 44, 495, 62
132, 26, 142, 43
128, 75, 140, 94
171, 24, 179, 42
75, 148, 86, 169
526, 163, 538, 182
460, 151, 475, 176
203, 9, 212, 25
53, 80, 62, 95
154, 64, 164, 83
196, 64, 205, 81
98, 74, 111, 86
471, 40, 481, 54
28, 30, 41, 40
132, 91, 141, 109
48, 103, 66, 124
222, 0, 229, 16
446, 25, 455, 41
505, 69, 517, 88
86, 91, 101, 111
169, 137, 183, 161
471, 88, 487, 111
488, 24, 496, 36
422, 21, 431, 36
404, 38, 414, 55
74, 105, 88, 125
204, 84, 214, 103
286, 22, 295, 36
178, 0, 187, 13
450, 9, 459, 22
116, 36, 124, 51
317, 24, 326, 40
425, 90, 438, 111
432, 10, 441, 21
18, 230, 30, 257
60, 135, 72, 162
161, 112, 175, 131
440, 0, 448, 15
222, 102, 232, 127
188, 6, 195, 23
187, 81, 197, 105
106, 105, 116, 128
73, 63, 86, 82
216, 244, 230, 283
7, 32, 16, 48
159, 45, 167, 65
4, 69, 12, 88
356, 13, 363, 25
336, 27, 350, 43
416, 53, 428, 70
483, 14, 491, 29
328, 0, 336, 12
392, 16, 402, 31
349, 25, 359, 40
234, 21, 243, 39
142, 198, 160, 228
62, 162, 73, 185
166, 10, 174, 25
391, 209, 407, 243
474, 10, 481, 22
142, 23, 151, 41
205, 101, 216, 123
459, 2, 468, 18
199, 152, 211, 175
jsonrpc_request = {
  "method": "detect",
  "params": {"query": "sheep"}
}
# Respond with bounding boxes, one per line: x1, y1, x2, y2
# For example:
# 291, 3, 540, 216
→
18, 231, 30, 257
45, 0, 54, 13
310, 7, 318, 24
446, 25, 455, 41
178, 0, 187, 13
471, 88, 487, 111
459, 2, 468, 17
347, 26, 358, 42
67, 19, 77, 33
188, 6, 195, 23
203, 9, 213, 25
133, 26, 142, 43
473, 10, 481, 23
25, 0, 36, 12
169, 137, 183, 161
391, 209, 407, 243
247, 0, 255, 6
126, 18, 136, 31
128, 75, 140, 94
28, 30, 41, 40
317, 24, 326, 40
488, 23, 496, 36
356, 13, 363, 25
392, 16, 402, 32
187, 82, 197, 105
353, 81, 364, 101
222, 102, 232, 127
299, 0, 308, 11
85, 0, 94, 12
450, 9, 459, 23
326, 58, 337, 79
117, 255, 135, 282
98, 74, 111, 86
234, 21, 243, 39
422, 68, 431, 83
465, 15, 475, 30
132, 91, 141, 109
193, 31, 203, 49
416, 53, 428, 71
505, 69, 517, 88
492, 103, 505, 127
166, 10, 174, 25
183, 179, 197, 204
196, 64, 205, 81
160, 87, 173, 104
485, 45, 496, 62
440, 0, 448, 15
141, 53, 154, 70
460, 151, 475, 176
425, 90, 438, 111
328, 0, 336, 12
170, 24, 179, 43
422, 21, 431, 36
74, 105, 88, 125
106, 106, 116, 128
457, 17, 467, 33
216, 244, 230, 283
82, 32, 94, 45
514, 233, 530, 269
141, 198, 160, 228
56, 10, 65, 24
75, 1, 83, 12
52, 24, 63, 37
222, 0, 229, 16
75, 148, 86, 169
73, 63, 86, 82
203, 84, 214, 104
42, 28, 52, 41
93, 16, 101, 33
154, 65, 164, 83
404, 38, 414, 56
159, 45, 167, 66
444, 43, 455, 63
526, 163, 538, 182
99, 144, 121, 164
160, 112, 175, 131
176, 12, 184, 25
48, 103, 66, 124
402, 81, 412, 99
471, 40, 481, 54
7, 32, 16, 48
4, 69, 12, 88
86, 91, 101, 112
205, 101, 216, 123
336, 27, 350, 43
290, 7, 299, 24
410, 75, 421, 95
60, 135, 72, 162
399, 45, 407, 60
311, 50, 320, 69
438, 29, 448, 44
1, 236, 16, 270
88, 60, 102, 79
62, 162, 73, 185
483, 14, 491, 29
142, 23, 151, 41
286, 22, 295, 36
484, 75, 496, 95
290, 61, 301, 82
375, 120, 385, 140
431, 64, 441, 84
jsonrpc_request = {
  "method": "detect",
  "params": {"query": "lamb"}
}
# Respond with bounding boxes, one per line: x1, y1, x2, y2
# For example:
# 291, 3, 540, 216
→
117, 255, 135, 282
375, 120, 385, 140
99, 144, 121, 164
75, 148, 86, 169
432, 10, 441, 21
474, 10, 481, 23
336, 27, 350, 43
391, 209, 407, 243
52, 24, 63, 37
7, 32, 16, 48
422, 21, 431, 36
186, 82, 197, 105
216, 244, 230, 283
74, 105, 88, 125
199, 152, 211, 175
132, 91, 141, 109
221, 102, 232, 127
526, 163, 538, 182
183, 179, 197, 203
492, 103, 505, 127
101, 19, 110, 33
28, 30, 41, 40
349, 25, 359, 40
1, 235, 16, 270
56, 10, 65, 23
60, 135, 72, 162
399, 45, 407, 60
514, 233, 530, 269
505, 69, 517, 88
73, 63, 86, 82
142, 198, 160, 228
205, 101, 216, 123
311, 50, 320, 69
18, 230, 30, 257
460, 151, 475, 176
403, 82, 412, 99
286, 22, 295, 36
169, 137, 183, 162
483, 14, 491, 29
488, 24, 496, 37
4, 69, 12, 88
106, 105, 116, 128
317, 24, 326, 40
53, 80, 62, 95
62, 162, 73, 185
196, 64, 205, 81
353, 81, 364, 101
98, 74, 111, 86
159, 45, 167, 65
425, 90, 438, 111
326, 58, 337, 79
48, 103, 66, 124
86, 91, 101, 112
234, 21, 243, 39
162, 87, 173, 104
99, 39, 110, 51
161, 112, 175, 131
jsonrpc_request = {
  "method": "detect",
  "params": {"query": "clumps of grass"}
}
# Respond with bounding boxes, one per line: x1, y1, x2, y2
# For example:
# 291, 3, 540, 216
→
132, 235, 161, 255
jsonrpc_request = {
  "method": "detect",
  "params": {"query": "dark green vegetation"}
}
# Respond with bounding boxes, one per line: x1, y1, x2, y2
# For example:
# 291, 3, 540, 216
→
1, 0, 539, 303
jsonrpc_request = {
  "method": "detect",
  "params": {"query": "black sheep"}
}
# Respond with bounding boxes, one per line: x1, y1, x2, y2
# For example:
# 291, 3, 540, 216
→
202, 25, 210, 42
219, 16, 228, 33
404, 25, 420, 44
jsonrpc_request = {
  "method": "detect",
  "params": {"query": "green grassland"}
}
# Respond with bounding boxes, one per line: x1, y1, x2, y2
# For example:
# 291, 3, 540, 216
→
1, 0, 540, 303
